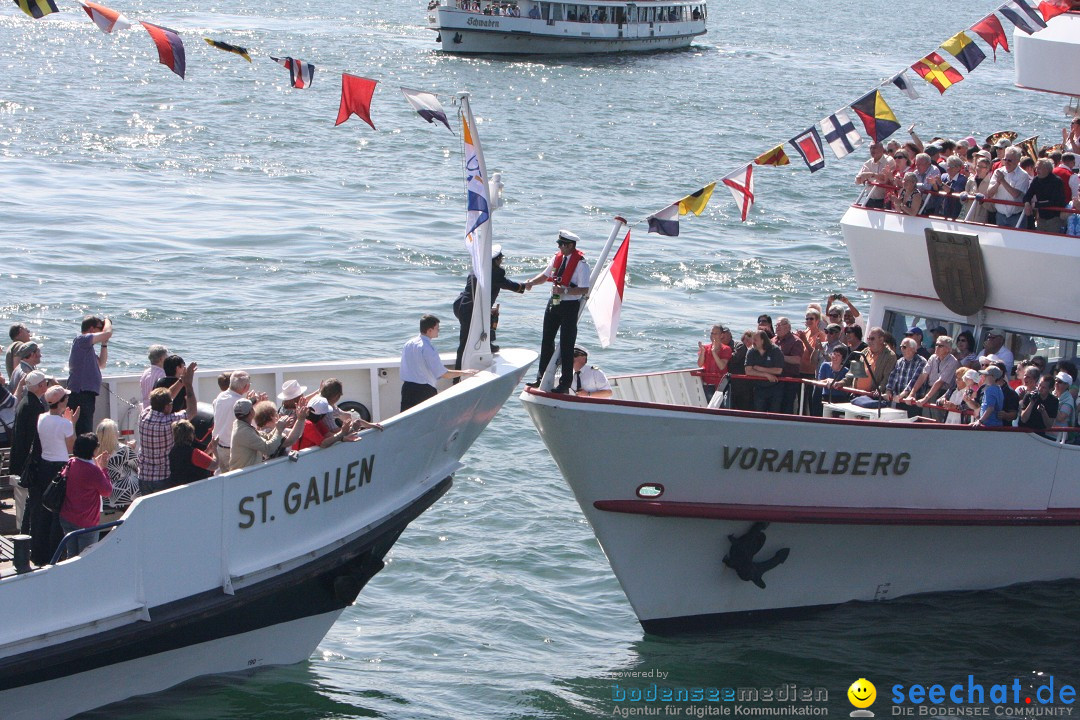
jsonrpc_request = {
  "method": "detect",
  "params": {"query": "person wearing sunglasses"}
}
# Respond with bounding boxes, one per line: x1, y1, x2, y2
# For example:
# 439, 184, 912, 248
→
526, 230, 590, 393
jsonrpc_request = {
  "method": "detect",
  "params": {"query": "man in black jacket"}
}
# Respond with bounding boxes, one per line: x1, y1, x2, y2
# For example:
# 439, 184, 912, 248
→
10, 370, 48, 534
1024, 157, 1068, 234
454, 244, 530, 370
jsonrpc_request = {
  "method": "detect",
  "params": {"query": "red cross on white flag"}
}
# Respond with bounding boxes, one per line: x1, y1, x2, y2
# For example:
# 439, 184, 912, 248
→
722, 165, 755, 222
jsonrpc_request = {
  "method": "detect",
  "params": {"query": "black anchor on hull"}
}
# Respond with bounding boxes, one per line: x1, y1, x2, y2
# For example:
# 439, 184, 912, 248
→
722, 522, 790, 589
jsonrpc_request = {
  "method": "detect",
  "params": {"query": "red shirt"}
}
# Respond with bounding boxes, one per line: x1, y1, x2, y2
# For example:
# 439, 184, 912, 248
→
700, 343, 732, 385
774, 332, 806, 378
1053, 165, 1073, 200
60, 459, 112, 529
293, 420, 328, 451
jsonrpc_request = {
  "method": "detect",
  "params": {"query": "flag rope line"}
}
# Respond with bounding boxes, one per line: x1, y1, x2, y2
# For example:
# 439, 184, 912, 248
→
7, 0, 1070, 231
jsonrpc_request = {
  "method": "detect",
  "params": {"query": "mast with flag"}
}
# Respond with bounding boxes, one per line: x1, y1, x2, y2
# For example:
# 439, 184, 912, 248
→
459, 92, 497, 371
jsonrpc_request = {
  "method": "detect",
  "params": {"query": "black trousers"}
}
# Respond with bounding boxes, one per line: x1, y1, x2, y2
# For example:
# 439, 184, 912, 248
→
29, 460, 65, 566
68, 390, 97, 436
536, 299, 579, 389
454, 299, 500, 371
401, 381, 438, 413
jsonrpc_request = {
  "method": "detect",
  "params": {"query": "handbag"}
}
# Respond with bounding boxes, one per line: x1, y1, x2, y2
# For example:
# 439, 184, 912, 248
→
41, 460, 71, 514
17, 446, 39, 490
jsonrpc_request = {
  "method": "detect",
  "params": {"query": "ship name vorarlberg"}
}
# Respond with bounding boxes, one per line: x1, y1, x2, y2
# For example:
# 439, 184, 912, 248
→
722, 447, 911, 476
238, 455, 376, 528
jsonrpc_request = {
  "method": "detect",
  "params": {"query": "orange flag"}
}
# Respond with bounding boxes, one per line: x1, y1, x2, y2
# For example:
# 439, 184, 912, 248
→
754, 145, 790, 166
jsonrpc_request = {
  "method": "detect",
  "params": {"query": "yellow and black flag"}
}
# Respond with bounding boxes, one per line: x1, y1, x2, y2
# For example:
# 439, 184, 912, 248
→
204, 38, 252, 62
678, 182, 716, 216
13, 0, 59, 19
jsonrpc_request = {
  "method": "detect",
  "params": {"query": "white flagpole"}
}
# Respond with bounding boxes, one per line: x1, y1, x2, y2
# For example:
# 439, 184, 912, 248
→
539, 215, 627, 389
458, 92, 494, 371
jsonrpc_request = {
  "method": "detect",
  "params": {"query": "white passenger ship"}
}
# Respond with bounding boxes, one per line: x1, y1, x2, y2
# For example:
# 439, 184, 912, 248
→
0, 96, 536, 718
521, 12, 1080, 632
427, 0, 707, 54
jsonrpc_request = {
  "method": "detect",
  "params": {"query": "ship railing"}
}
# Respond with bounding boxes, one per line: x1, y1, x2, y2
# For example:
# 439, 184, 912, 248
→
610, 367, 709, 407
48, 520, 125, 567
857, 182, 1080, 229
603, 368, 1079, 440
722, 374, 1079, 440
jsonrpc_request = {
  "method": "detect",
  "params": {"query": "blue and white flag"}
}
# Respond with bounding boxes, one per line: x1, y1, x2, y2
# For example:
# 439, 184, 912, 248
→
646, 203, 679, 236
458, 95, 494, 370
820, 110, 862, 159
461, 106, 491, 280
400, 87, 453, 132
1000, 0, 1047, 34
890, 70, 920, 100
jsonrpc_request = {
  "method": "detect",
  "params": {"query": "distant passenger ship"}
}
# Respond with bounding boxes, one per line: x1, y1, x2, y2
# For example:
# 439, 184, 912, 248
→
427, 0, 707, 54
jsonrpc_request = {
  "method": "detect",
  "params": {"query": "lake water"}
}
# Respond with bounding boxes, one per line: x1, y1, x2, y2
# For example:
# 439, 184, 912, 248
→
2, 0, 1078, 717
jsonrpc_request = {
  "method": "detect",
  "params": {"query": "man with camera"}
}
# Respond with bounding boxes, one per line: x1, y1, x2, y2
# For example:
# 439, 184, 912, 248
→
1019, 375, 1058, 439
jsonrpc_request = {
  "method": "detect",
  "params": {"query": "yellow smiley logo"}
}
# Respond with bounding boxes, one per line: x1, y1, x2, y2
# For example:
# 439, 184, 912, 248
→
848, 678, 876, 709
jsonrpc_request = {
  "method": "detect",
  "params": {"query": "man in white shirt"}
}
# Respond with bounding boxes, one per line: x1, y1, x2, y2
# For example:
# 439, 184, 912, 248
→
212, 370, 258, 472
854, 143, 895, 209
139, 344, 169, 408
980, 329, 1014, 378
400, 315, 477, 412
987, 147, 1031, 227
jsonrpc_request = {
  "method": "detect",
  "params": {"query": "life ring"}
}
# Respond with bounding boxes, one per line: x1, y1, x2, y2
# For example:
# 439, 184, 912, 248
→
337, 400, 372, 423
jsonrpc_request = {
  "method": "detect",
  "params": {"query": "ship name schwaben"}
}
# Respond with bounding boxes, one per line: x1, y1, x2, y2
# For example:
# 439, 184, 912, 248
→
238, 455, 375, 528
722, 447, 910, 476
466, 17, 500, 27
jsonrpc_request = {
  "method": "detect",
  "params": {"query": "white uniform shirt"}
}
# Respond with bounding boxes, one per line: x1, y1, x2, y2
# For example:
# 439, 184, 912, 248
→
212, 389, 244, 447
573, 365, 610, 394
543, 255, 590, 302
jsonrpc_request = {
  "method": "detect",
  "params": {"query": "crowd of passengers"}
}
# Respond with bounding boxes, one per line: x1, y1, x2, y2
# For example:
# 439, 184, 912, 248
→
0, 317, 380, 567
854, 119, 1080, 235
450, 0, 523, 16
449, 0, 699, 22
695, 296, 1080, 441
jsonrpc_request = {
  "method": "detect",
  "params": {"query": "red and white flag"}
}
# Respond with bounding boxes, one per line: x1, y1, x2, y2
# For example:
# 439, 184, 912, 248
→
80, 1, 130, 33
722, 164, 755, 222
587, 230, 630, 349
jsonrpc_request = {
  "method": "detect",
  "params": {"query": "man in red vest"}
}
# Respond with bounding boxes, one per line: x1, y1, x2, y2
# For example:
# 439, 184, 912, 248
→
526, 230, 590, 393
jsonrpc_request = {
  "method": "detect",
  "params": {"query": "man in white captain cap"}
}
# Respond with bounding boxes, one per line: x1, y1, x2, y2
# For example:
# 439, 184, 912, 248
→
453, 243, 531, 370
526, 230, 591, 393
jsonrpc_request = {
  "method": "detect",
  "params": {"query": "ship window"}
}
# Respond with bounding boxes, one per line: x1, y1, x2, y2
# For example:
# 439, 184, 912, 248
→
636, 483, 664, 499
884, 310, 1080, 373
990, 332, 1079, 368
882, 310, 973, 357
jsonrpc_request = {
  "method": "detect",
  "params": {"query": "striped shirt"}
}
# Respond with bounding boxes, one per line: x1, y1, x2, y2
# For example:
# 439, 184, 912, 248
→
887, 354, 926, 395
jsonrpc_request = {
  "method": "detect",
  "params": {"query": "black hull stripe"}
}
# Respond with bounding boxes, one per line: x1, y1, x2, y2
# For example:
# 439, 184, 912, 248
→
0, 477, 452, 691
640, 602, 855, 635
